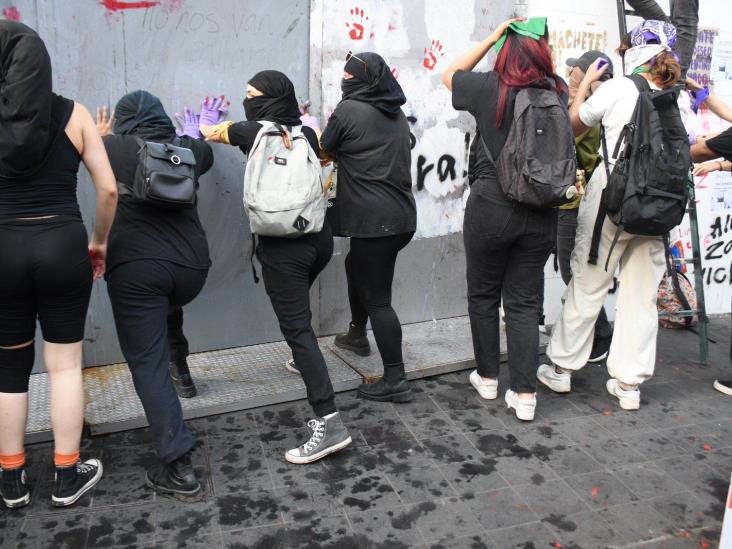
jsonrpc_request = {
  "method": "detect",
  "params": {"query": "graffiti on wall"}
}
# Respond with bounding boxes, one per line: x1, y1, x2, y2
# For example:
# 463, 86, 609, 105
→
313, 0, 511, 239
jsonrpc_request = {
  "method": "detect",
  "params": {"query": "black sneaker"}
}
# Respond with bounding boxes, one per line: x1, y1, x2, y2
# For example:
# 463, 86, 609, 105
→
52, 459, 103, 507
170, 359, 197, 398
0, 467, 30, 509
334, 323, 371, 357
146, 451, 201, 499
358, 377, 412, 403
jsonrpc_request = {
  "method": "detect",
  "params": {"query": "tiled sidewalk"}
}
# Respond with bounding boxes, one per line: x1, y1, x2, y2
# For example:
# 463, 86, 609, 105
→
1, 320, 731, 549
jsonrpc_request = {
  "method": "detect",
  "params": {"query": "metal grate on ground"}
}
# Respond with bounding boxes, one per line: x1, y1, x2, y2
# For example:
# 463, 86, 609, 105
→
25, 317, 537, 442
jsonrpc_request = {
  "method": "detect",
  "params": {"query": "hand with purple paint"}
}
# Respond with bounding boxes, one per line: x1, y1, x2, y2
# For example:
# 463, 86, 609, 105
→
175, 107, 202, 139
199, 95, 231, 129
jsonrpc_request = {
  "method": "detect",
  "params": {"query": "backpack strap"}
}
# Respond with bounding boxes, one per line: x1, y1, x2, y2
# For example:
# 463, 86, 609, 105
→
628, 73, 651, 93
663, 233, 692, 328
588, 127, 611, 266
250, 234, 260, 284
479, 131, 497, 167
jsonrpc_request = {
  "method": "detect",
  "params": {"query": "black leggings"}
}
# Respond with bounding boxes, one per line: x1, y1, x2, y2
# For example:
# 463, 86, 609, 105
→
346, 232, 414, 368
258, 226, 336, 416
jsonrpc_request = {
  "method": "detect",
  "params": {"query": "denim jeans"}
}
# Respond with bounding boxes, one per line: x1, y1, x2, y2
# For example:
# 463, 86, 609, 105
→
625, 0, 699, 78
464, 178, 554, 393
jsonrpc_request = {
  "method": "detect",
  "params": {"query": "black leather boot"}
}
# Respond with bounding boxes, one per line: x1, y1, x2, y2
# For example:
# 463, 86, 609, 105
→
357, 364, 411, 402
170, 358, 197, 398
146, 451, 201, 498
334, 323, 371, 357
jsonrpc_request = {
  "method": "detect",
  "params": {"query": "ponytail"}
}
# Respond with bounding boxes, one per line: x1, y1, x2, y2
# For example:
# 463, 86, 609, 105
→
652, 51, 680, 89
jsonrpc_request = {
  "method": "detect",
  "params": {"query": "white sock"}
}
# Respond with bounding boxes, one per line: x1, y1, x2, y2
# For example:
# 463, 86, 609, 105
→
323, 412, 338, 420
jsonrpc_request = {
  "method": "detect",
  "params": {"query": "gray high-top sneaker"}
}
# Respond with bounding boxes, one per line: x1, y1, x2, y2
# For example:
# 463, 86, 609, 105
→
285, 413, 352, 464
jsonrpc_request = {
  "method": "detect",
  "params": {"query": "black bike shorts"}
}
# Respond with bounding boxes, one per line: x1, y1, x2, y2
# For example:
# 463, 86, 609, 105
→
0, 216, 92, 346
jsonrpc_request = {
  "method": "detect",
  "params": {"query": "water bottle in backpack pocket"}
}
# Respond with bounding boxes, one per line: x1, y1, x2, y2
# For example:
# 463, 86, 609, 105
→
243, 121, 326, 237
481, 86, 577, 208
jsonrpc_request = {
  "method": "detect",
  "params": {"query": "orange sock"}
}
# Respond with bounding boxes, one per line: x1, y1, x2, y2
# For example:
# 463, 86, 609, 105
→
54, 451, 80, 468
0, 452, 26, 470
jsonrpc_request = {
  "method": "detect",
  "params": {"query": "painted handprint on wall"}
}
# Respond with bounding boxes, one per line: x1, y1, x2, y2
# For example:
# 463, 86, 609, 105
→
345, 6, 368, 41
423, 40, 445, 71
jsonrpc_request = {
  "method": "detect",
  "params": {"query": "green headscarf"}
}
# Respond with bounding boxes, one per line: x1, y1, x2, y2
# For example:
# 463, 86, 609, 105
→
495, 17, 548, 54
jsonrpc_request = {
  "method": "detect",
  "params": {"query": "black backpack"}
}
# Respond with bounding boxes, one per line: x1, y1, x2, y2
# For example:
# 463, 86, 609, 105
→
121, 137, 198, 210
589, 74, 690, 269
481, 86, 577, 208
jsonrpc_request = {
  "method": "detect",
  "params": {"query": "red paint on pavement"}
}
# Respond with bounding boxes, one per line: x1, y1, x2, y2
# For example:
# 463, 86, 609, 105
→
591, 487, 599, 497
702, 443, 712, 451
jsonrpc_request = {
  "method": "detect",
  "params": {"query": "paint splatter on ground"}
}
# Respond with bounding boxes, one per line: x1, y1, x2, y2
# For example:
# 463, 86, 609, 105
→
2, 319, 730, 547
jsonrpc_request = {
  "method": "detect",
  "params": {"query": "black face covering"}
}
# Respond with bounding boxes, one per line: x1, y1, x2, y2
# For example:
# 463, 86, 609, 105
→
243, 70, 302, 126
341, 52, 406, 117
0, 21, 71, 180
113, 90, 177, 141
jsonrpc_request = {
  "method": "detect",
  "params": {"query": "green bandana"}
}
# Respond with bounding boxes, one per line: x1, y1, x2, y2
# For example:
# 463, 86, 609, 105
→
495, 17, 548, 54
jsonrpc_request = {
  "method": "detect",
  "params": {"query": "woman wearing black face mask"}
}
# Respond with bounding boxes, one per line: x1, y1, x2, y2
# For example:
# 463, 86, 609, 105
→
99, 90, 215, 497
202, 71, 352, 464
320, 52, 416, 403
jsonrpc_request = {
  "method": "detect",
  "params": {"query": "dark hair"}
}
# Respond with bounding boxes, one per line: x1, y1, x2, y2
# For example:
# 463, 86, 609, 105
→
616, 32, 631, 58
651, 50, 681, 89
494, 33, 567, 127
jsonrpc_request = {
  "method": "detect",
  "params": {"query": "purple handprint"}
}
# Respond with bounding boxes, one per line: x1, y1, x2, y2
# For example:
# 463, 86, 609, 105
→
199, 95, 230, 128
175, 107, 202, 139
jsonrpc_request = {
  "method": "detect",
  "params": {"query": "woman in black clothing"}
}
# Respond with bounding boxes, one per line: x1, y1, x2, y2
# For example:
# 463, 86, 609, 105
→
442, 18, 565, 421
99, 90, 215, 496
0, 21, 115, 509
320, 52, 417, 403
202, 71, 352, 464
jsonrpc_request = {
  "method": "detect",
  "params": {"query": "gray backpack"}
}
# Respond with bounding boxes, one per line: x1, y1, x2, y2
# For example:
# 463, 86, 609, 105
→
481, 87, 576, 208
244, 121, 326, 237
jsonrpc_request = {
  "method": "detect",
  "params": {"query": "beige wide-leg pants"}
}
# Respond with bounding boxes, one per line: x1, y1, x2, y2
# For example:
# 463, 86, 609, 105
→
547, 168, 666, 387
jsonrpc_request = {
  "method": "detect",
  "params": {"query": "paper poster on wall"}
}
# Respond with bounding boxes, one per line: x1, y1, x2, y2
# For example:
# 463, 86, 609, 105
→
711, 35, 732, 81
687, 28, 718, 87
547, 19, 610, 78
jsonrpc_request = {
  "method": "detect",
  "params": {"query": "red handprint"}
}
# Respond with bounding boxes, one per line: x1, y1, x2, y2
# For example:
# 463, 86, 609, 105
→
423, 39, 445, 71
345, 6, 368, 41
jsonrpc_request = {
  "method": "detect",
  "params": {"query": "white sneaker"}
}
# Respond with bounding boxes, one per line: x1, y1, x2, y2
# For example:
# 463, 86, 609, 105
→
505, 390, 536, 421
284, 359, 300, 375
469, 370, 498, 400
713, 380, 732, 396
606, 379, 640, 410
537, 364, 571, 393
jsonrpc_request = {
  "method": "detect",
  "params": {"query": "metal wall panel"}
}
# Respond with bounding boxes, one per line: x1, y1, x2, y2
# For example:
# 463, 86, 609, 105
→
5, 0, 310, 368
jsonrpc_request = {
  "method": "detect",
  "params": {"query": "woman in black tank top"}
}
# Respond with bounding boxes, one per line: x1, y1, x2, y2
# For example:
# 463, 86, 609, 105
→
0, 21, 117, 510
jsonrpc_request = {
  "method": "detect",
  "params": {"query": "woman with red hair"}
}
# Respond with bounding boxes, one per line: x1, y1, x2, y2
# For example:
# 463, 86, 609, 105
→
442, 18, 567, 421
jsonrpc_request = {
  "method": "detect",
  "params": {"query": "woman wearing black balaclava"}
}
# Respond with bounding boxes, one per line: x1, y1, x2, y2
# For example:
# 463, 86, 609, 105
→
98, 90, 215, 497
0, 21, 117, 509
202, 71, 352, 464
320, 52, 416, 403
